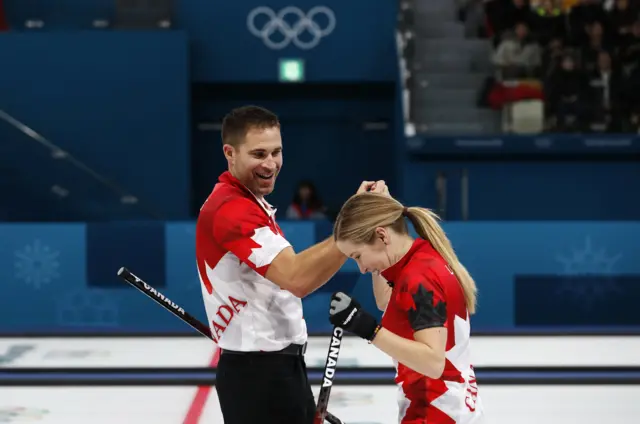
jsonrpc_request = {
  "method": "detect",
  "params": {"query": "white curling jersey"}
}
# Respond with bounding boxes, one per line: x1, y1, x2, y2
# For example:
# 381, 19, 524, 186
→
195, 171, 307, 351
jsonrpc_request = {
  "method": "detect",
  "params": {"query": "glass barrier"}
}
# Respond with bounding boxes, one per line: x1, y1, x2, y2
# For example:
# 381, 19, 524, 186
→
0, 109, 161, 221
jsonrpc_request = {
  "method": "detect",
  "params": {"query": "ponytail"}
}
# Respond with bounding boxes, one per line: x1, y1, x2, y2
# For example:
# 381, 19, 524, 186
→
405, 207, 477, 314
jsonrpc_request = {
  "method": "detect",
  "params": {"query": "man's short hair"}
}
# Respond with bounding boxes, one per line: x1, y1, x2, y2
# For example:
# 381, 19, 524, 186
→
221, 105, 280, 147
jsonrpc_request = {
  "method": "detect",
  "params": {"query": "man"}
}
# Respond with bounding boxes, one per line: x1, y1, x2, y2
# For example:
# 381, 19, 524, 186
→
195, 105, 386, 424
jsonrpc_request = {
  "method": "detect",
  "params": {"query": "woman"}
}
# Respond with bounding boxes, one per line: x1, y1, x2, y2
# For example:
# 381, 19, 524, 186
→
328, 192, 484, 423
285, 180, 327, 220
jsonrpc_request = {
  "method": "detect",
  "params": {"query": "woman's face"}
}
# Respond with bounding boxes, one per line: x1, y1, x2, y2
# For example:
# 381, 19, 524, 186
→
298, 185, 312, 201
336, 235, 393, 275
562, 56, 575, 70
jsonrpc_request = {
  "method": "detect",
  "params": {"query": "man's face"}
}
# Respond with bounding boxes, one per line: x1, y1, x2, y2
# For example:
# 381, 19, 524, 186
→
591, 22, 603, 38
515, 23, 528, 39
225, 126, 283, 198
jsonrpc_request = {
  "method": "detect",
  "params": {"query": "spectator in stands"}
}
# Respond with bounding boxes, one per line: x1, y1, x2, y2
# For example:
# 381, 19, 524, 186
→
581, 21, 613, 72
542, 37, 569, 76
584, 50, 625, 131
510, 0, 536, 28
626, 64, 640, 131
493, 21, 543, 78
458, 0, 488, 37
483, 0, 534, 43
630, 112, 640, 132
483, 0, 504, 39
562, 0, 580, 11
286, 180, 327, 220
623, 22, 640, 130
545, 53, 585, 130
619, 19, 640, 67
607, 0, 638, 43
532, 0, 567, 46
566, 0, 608, 45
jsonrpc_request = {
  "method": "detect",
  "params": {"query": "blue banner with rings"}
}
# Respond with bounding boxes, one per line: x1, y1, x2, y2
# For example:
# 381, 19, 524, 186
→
4, 0, 398, 82
1, 221, 639, 335
174, 0, 398, 82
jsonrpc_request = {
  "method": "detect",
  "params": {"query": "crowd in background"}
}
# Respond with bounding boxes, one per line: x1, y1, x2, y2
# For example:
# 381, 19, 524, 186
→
478, 0, 640, 132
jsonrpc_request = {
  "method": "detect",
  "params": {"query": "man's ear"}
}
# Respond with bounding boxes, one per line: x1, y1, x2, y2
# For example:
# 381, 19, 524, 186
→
223, 144, 234, 162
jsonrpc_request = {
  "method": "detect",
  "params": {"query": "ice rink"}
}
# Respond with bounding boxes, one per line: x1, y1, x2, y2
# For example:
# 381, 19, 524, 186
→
2, 335, 639, 423
3, 385, 640, 424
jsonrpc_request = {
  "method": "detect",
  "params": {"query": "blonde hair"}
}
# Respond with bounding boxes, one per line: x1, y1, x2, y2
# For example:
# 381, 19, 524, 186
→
333, 193, 477, 314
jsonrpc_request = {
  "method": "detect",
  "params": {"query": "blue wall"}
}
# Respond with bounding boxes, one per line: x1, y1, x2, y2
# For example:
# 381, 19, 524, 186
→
176, 0, 397, 82
4, 0, 397, 83
1, 0, 399, 219
2, 221, 639, 335
0, 32, 191, 220
402, 161, 640, 221
191, 97, 396, 213
401, 134, 640, 220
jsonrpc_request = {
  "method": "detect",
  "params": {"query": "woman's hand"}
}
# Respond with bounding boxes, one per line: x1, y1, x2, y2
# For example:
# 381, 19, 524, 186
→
357, 180, 390, 196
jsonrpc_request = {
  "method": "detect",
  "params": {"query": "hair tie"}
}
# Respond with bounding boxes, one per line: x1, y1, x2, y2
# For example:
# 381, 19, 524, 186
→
402, 207, 409, 216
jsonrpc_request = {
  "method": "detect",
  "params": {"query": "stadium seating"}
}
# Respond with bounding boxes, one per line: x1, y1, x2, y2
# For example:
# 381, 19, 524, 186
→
401, 0, 640, 134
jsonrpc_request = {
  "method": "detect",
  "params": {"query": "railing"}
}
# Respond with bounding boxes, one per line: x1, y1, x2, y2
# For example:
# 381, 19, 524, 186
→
395, 10, 417, 138
3, 0, 173, 31
0, 109, 162, 221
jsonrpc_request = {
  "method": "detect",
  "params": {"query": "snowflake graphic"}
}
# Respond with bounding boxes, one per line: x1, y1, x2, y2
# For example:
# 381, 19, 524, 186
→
554, 236, 623, 310
56, 290, 119, 327
14, 239, 60, 289
0, 406, 49, 422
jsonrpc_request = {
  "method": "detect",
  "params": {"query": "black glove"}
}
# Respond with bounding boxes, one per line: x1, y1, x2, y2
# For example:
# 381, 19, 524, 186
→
328, 292, 381, 342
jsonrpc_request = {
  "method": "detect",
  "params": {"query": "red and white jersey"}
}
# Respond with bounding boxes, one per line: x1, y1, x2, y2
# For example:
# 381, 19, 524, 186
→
380, 238, 484, 424
195, 171, 307, 352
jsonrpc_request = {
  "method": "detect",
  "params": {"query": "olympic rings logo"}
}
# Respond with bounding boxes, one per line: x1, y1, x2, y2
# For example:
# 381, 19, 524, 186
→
247, 6, 336, 50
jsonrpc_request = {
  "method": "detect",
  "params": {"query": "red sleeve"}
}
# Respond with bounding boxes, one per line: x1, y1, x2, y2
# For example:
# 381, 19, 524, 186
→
212, 198, 291, 277
395, 268, 447, 332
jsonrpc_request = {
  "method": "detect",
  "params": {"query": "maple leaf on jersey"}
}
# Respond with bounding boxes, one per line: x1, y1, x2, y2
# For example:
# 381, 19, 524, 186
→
248, 226, 288, 268
407, 283, 447, 331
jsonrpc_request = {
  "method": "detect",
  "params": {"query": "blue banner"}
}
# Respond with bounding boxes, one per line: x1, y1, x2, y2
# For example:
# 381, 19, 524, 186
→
440, 222, 640, 331
5, 0, 397, 83
2, 221, 639, 335
175, 0, 397, 82
515, 276, 640, 326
